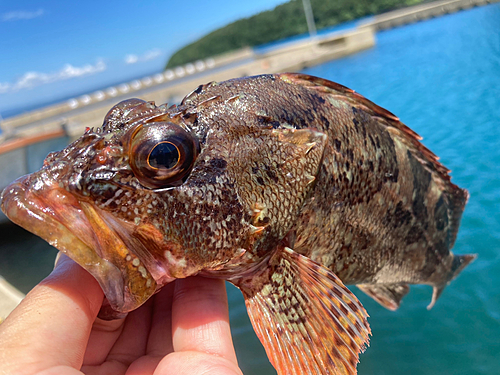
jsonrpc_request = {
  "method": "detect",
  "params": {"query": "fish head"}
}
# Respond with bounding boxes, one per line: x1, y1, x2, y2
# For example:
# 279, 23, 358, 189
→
1, 99, 185, 316
1, 92, 327, 318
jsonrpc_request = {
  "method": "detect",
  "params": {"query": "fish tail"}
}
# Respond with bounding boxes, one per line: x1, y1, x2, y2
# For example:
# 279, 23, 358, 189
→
427, 253, 477, 310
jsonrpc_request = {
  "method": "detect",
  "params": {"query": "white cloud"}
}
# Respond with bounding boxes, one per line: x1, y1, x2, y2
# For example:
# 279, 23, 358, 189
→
125, 54, 139, 64
124, 49, 162, 64
57, 60, 106, 80
143, 49, 162, 61
14, 71, 49, 90
2, 9, 45, 22
0, 60, 107, 92
0, 82, 10, 94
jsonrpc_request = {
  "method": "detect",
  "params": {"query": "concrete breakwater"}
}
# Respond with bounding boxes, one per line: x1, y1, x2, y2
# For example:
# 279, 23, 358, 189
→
0, 276, 24, 323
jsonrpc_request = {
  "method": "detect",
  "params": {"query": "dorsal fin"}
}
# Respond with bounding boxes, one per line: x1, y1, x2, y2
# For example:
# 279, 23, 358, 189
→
279, 73, 450, 177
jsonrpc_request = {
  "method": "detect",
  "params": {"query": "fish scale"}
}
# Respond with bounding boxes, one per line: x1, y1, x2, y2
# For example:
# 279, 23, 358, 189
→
1, 73, 475, 374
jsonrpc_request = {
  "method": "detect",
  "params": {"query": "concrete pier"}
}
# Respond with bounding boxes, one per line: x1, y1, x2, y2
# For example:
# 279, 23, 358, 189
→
0, 277, 24, 323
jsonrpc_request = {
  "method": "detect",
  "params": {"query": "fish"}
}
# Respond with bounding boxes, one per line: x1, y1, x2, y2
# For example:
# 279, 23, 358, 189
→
1, 73, 476, 374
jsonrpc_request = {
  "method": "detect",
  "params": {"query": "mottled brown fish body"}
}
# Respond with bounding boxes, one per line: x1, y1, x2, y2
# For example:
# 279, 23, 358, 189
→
177, 74, 473, 306
1, 74, 475, 374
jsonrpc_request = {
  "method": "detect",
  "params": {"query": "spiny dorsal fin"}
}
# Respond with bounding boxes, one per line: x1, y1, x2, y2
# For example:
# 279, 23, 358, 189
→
357, 283, 410, 311
279, 73, 450, 178
237, 247, 370, 375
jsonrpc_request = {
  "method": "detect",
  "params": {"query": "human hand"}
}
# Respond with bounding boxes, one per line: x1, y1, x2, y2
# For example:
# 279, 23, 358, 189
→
0, 253, 243, 375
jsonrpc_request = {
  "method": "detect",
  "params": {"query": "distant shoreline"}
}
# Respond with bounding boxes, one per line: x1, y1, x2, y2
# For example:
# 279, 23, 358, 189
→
165, 0, 432, 68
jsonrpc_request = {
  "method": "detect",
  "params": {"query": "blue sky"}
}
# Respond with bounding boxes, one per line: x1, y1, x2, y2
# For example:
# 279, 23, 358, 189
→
0, 0, 288, 117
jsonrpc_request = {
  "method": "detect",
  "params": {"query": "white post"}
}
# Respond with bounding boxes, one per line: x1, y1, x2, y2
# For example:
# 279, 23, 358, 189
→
302, 0, 317, 38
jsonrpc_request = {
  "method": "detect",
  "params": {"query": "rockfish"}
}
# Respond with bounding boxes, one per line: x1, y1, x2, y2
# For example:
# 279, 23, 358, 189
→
1, 74, 476, 374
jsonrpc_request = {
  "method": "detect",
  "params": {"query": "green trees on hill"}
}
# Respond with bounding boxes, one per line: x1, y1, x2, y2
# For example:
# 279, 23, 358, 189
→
166, 0, 426, 68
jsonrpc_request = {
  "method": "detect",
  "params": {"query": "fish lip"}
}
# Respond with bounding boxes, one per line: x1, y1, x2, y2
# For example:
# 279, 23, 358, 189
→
0, 175, 140, 314
1, 176, 96, 250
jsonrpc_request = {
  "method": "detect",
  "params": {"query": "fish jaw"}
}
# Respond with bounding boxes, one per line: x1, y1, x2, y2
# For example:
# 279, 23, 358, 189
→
0, 175, 160, 316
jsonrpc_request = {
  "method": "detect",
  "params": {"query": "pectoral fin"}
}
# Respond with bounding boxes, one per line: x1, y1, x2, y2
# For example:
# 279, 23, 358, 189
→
235, 247, 370, 375
356, 283, 410, 311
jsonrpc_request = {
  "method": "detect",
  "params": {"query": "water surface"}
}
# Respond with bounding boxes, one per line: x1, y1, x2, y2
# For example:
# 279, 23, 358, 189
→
235, 4, 500, 374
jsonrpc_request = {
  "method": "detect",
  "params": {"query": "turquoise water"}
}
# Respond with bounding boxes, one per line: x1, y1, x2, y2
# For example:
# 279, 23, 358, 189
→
228, 4, 500, 374
1, 4, 499, 375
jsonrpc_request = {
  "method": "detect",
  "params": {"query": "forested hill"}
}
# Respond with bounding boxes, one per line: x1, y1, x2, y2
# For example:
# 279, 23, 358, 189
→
166, 0, 426, 68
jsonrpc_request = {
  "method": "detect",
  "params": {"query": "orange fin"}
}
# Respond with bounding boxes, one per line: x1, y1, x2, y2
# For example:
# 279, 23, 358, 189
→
357, 283, 410, 311
238, 247, 370, 375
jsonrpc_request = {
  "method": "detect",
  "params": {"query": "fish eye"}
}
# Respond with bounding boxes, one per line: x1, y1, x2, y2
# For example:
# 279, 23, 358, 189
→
148, 142, 180, 170
130, 122, 199, 188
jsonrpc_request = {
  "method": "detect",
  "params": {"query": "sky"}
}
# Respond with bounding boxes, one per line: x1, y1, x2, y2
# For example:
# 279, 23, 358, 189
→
0, 0, 289, 117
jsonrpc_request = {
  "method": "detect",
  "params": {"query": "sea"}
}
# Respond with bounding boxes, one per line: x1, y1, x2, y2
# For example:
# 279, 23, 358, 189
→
0, 3, 499, 374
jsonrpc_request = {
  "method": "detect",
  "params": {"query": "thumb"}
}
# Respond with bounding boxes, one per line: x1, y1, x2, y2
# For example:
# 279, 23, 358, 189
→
0, 253, 103, 374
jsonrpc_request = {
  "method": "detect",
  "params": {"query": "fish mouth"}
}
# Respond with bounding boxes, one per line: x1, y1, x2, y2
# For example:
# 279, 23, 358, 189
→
1, 175, 163, 318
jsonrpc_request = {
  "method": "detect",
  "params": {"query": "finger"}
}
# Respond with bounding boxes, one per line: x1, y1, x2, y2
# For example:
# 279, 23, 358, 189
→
116, 282, 177, 374
171, 276, 238, 365
82, 300, 152, 373
0, 253, 103, 373
154, 351, 243, 375
82, 316, 126, 365
106, 295, 153, 361
85, 284, 175, 374
146, 282, 175, 356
